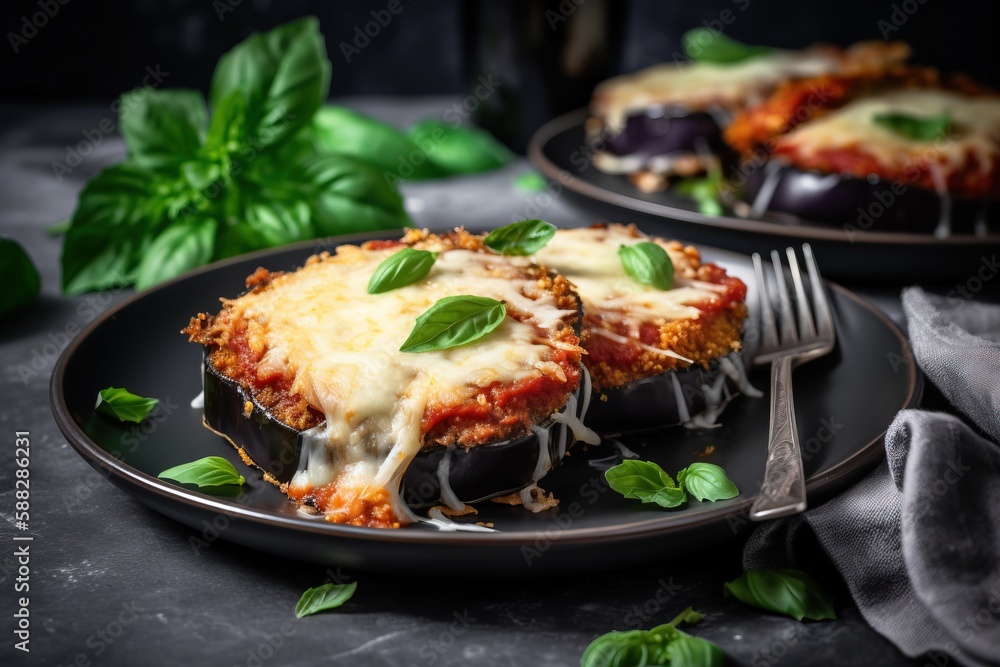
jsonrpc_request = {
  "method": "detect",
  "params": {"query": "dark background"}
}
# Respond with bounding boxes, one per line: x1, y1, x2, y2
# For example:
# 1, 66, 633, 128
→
2, 0, 997, 102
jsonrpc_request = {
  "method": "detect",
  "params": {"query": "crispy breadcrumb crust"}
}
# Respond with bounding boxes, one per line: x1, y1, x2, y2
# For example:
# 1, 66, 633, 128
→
724, 67, 1000, 198
183, 230, 583, 451
562, 224, 747, 391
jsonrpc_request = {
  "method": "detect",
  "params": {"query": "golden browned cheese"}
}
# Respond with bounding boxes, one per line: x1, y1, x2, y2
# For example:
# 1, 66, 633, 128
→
183, 230, 583, 450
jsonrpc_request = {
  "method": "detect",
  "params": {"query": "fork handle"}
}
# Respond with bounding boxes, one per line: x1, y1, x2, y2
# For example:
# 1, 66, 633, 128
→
749, 356, 807, 521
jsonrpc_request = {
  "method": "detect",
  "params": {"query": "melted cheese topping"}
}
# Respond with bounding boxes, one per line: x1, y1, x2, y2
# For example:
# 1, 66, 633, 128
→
778, 89, 1000, 174
533, 226, 717, 324
593, 51, 838, 131
228, 245, 577, 524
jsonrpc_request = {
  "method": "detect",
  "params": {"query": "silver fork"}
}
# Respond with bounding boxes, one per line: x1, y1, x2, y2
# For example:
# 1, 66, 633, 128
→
749, 244, 837, 521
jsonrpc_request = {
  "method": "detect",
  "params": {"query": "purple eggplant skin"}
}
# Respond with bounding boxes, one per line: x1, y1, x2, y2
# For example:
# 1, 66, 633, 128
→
742, 163, 999, 235
202, 357, 586, 508
604, 107, 729, 159
584, 358, 737, 436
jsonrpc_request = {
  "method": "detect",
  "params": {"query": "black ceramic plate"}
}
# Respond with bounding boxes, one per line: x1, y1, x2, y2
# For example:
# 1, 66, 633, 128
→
528, 109, 1000, 283
51, 230, 921, 576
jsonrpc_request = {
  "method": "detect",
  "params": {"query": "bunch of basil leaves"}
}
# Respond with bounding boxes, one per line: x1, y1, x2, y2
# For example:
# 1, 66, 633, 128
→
61, 17, 511, 294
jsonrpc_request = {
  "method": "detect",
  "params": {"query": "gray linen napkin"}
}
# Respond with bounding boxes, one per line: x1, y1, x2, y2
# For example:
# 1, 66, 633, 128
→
743, 287, 1000, 667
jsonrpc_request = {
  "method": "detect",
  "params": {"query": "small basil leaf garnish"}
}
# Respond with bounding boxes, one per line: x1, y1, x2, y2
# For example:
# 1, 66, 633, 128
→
580, 607, 723, 667
95, 387, 159, 423
618, 242, 674, 290
873, 111, 952, 141
605, 460, 687, 508
683, 28, 771, 64
483, 219, 557, 256
675, 173, 725, 217
677, 462, 740, 502
158, 456, 246, 489
400, 295, 506, 353
367, 248, 438, 294
723, 568, 837, 622
294, 581, 357, 618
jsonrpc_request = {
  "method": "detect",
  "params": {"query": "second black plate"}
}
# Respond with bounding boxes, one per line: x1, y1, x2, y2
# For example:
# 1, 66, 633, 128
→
528, 109, 1000, 283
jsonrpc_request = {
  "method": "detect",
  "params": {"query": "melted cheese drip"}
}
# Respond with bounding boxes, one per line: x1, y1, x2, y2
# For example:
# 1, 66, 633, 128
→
779, 89, 1000, 176
231, 246, 576, 525
595, 51, 838, 131
533, 226, 718, 325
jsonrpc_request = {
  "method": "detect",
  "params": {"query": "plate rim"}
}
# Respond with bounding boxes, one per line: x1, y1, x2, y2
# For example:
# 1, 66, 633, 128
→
50, 230, 922, 548
527, 108, 1000, 247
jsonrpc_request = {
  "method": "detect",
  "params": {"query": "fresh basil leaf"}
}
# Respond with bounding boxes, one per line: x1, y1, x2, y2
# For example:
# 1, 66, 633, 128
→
581, 607, 719, 667
677, 462, 739, 502
484, 219, 557, 256
309, 106, 446, 180
47, 220, 71, 236
605, 460, 687, 508
724, 569, 837, 622
158, 456, 246, 489
407, 119, 512, 175
61, 163, 172, 294
181, 160, 222, 192
682, 28, 771, 64
299, 153, 411, 235
666, 634, 725, 667
675, 175, 724, 217
873, 112, 951, 141
400, 295, 506, 353
95, 387, 159, 423
210, 17, 330, 150
513, 170, 548, 193
242, 194, 312, 247
294, 582, 357, 618
619, 242, 674, 290
368, 248, 438, 294
119, 89, 208, 168
204, 89, 249, 156
0, 238, 41, 316
134, 219, 217, 290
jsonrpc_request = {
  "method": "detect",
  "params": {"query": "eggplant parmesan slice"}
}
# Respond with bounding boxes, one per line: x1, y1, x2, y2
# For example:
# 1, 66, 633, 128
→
727, 68, 1000, 234
588, 41, 908, 191
529, 224, 755, 433
183, 230, 589, 529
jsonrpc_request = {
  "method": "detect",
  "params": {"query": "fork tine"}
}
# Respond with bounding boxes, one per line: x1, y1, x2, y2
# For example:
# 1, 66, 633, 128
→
802, 244, 834, 338
752, 253, 779, 349
786, 247, 817, 340
770, 250, 798, 346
